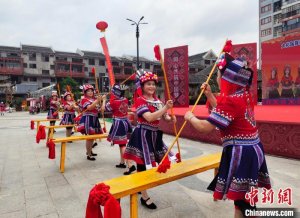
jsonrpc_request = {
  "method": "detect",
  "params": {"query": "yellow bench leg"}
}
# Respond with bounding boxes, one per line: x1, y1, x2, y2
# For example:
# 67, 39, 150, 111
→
130, 193, 138, 218
60, 142, 66, 173
36, 121, 40, 134
49, 128, 54, 140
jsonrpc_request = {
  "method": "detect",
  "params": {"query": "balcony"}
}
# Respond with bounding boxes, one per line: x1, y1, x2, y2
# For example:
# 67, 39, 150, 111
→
55, 70, 85, 78
282, 21, 300, 33
0, 57, 24, 75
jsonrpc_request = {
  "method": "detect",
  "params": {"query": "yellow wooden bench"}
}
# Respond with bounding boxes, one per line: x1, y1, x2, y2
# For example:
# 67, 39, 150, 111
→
32, 119, 60, 133
45, 124, 76, 141
100, 152, 221, 218
52, 133, 108, 173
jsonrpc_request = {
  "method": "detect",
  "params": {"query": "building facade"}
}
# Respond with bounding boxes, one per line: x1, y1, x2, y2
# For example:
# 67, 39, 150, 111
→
0, 44, 216, 104
259, 0, 300, 64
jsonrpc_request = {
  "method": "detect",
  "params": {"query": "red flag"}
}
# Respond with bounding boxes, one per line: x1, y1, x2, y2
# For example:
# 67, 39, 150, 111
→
100, 37, 115, 86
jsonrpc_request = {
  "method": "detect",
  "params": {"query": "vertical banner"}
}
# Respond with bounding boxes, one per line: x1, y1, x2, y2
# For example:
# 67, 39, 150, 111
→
231, 43, 257, 105
262, 33, 300, 105
164, 45, 189, 107
100, 37, 115, 86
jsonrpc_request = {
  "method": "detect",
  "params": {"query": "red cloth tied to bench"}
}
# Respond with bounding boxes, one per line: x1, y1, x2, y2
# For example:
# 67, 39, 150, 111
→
86, 183, 121, 218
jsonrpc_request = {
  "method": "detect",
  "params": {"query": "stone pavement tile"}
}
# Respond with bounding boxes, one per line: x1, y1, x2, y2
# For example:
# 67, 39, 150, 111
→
0, 192, 25, 215
53, 198, 85, 218
0, 210, 26, 218
45, 174, 68, 188
23, 171, 45, 187
48, 184, 77, 200
25, 195, 56, 218
24, 183, 49, 200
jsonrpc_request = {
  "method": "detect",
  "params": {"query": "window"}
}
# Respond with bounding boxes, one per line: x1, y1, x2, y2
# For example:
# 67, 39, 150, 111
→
124, 68, 132, 75
124, 62, 132, 67
261, 4, 271, 13
84, 67, 88, 72
274, 26, 282, 37
72, 58, 82, 63
50, 65, 55, 70
88, 59, 95, 65
204, 60, 211, 65
50, 78, 56, 82
99, 60, 105, 66
261, 28, 272, 36
30, 77, 37, 82
29, 53, 36, 61
112, 61, 119, 66
29, 63, 36, 68
42, 54, 49, 62
113, 67, 121, 74
145, 62, 150, 69
273, 13, 282, 24
42, 70, 50, 75
261, 16, 272, 25
23, 76, 28, 81
42, 83, 50, 87
23, 63, 27, 68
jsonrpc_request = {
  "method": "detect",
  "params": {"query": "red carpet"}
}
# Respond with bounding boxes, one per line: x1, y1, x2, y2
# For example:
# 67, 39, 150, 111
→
159, 105, 300, 159
171, 105, 300, 124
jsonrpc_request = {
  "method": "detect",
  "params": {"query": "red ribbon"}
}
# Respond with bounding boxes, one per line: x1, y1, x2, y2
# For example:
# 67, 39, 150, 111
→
100, 37, 115, 86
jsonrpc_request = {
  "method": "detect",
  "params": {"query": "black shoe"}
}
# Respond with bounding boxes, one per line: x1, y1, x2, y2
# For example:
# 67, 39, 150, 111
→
86, 151, 98, 156
71, 131, 74, 135
87, 155, 96, 161
123, 165, 136, 175
67, 141, 73, 143
92, 142, 98, 148
140, 197, 157, 209
116, 163, 126, 168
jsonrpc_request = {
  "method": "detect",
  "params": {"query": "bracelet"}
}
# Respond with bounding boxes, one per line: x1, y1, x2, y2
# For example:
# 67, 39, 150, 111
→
189, 115, 195, 121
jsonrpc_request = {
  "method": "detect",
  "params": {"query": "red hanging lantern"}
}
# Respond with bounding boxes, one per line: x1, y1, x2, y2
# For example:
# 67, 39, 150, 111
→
96, 21, 108, 32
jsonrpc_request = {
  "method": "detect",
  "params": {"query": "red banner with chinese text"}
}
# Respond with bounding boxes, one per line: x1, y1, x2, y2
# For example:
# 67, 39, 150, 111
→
231, 43, 258, 105
164, 45, 189, 107
261, 33, 300, 105
100, 37, 115, 86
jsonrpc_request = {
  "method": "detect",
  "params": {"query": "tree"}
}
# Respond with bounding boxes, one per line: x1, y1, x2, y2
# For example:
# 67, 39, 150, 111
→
58, 77, 81, 100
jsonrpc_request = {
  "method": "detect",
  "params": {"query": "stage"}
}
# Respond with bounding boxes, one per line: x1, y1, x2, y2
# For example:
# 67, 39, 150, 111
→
159, 105, 300, 160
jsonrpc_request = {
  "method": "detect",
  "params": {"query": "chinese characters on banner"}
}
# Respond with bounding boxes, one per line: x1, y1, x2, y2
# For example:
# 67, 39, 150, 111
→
245, 187, 292, 207
231, 43, 258, 105
164, 45, 189, 107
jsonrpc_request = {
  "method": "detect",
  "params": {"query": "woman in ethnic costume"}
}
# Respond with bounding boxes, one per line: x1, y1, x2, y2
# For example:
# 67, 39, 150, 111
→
267, 67, 280, 98
77, 84, 103, 161
184, 54, 271, 218
47, 91, 60, 126
123, 70, 176, 210
60, 91, 78, 138
101, 84, 132, 169
281, 65, 294, 98
294, 65, 300, 98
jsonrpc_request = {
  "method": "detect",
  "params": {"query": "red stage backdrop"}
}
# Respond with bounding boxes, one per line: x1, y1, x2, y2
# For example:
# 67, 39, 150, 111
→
262, 33, 300, 105
231, 43, 258, 104
164, 45, 189, 107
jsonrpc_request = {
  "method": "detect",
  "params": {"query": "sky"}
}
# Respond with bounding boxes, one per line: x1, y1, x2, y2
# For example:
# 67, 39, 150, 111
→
0, 0, 259, 60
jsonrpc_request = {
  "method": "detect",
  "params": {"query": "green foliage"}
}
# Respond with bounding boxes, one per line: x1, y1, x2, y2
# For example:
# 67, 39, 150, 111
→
58, 77, 81, 100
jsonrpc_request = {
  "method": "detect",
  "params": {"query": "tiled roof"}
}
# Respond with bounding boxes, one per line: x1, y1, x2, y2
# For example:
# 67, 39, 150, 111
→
55, 51, 81, 58
0, 46, 21, 53
21, 44, 54, 53
81, 50, 104, 58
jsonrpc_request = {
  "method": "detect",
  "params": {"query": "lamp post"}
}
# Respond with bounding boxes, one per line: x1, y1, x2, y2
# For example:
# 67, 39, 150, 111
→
126, 16, 148, 70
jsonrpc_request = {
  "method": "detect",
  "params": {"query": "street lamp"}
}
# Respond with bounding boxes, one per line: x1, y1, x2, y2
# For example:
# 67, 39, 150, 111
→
126, 16, 148, 70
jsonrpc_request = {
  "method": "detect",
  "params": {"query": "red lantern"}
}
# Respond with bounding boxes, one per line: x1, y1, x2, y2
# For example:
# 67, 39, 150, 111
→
96, 21, 108, 32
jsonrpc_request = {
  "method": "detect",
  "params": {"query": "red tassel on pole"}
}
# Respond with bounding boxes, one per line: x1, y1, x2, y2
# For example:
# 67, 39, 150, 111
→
157, 156, 171, 173
30, 120, 34, 130
47, 139, 56, 159
36, 125, 46, 143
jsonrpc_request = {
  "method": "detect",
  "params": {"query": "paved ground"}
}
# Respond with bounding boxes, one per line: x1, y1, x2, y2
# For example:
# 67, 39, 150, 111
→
0, 112, 299, 218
